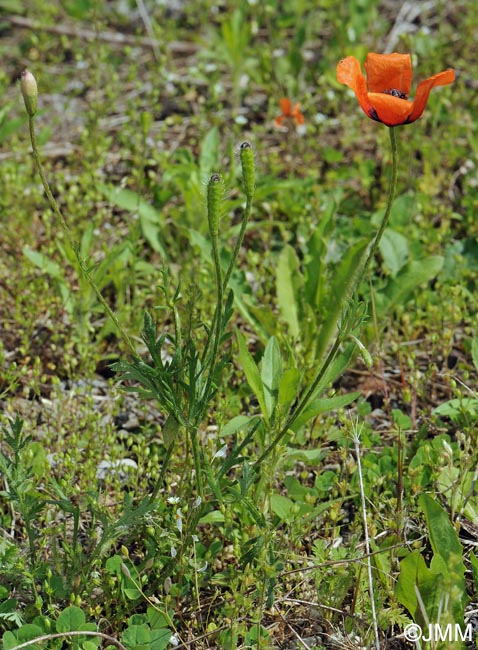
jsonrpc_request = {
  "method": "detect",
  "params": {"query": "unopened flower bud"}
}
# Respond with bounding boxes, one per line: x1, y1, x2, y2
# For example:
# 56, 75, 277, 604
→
21, 69, 38, 116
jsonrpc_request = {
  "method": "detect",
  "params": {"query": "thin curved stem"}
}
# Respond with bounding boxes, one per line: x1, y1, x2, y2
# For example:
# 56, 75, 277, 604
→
254, 335, 342, 467
28, 115, 136, 355
356, 126, 399, 288
254, 126, 400, 468
223, 194, 253, 292
199, 230, 223, 414
200, 192, 253, 369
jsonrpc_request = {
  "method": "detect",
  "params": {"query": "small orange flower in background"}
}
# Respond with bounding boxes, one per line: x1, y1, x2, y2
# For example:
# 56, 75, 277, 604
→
274, 98, 305, 128
336, 53, 454, 127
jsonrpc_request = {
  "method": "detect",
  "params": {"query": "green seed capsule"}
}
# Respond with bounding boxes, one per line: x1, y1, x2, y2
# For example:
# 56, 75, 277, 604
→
239, 141, 255, 198
207, 173, 223, 238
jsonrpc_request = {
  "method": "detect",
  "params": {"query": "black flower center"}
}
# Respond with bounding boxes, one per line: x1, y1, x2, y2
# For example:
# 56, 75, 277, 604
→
382, 88, 408, 100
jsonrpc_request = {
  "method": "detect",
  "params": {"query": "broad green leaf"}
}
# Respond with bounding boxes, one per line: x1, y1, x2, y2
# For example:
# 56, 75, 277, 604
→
124, 587, 142, 600
291, 392, 360, 432
419, 494, 467, 621
420, 494, 464, 564
276, 245, 301, 338
3, 625, 43, 650
147, 607, 171, 629
56, 605, 86, 632
379, 228, 408, 276
261, 336, 283, 420
395, 550, 444, 623
236, 330, 268, 422
278, 367, 301, 416
270, 494, 295, 521
151, 628, 173, 650
122, 623, 151, 649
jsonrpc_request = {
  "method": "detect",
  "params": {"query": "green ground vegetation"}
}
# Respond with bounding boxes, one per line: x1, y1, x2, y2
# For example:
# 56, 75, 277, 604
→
1, 1, 478, 649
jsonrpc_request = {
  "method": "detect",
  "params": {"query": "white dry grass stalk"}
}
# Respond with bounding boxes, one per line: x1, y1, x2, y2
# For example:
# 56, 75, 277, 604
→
7, 630, 127, 650
352, 419, 381, 650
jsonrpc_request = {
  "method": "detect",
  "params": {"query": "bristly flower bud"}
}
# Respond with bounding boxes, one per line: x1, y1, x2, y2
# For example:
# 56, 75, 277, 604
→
21, 69, 38, 117
239, 141, 255, 199
207, 173, 224, 238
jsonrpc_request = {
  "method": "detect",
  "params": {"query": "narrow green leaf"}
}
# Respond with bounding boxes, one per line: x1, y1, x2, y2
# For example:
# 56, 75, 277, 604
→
315, 238, 369, 362
276, 245, 301, 338
236, 330, 268, 422
304, 203, 335, 308
379, 256, 444, 312
99, 184, 167, 258
379, 228, 409, 276
220, 415, 253, 437
470, 552, 478, 590
471, 337, 478, 374
284, 448, 324, 464
309, 341, 358, 402
199, 127, 219, 178
199, 509, 225, 524
261, 336, 283, 420
23, 246, 64, 278
291, 391, 359, 431
278, 367, 301, 416
433, 398, 478, 418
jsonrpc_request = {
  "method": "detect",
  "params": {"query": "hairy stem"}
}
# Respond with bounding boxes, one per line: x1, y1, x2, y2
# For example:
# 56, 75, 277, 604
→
255, 126, 399, 467
27, 115, 136, 355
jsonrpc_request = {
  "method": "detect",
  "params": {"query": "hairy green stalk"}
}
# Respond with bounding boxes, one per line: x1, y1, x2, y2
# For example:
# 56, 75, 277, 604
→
255, 127, 399, 465
26, 113, 136, 355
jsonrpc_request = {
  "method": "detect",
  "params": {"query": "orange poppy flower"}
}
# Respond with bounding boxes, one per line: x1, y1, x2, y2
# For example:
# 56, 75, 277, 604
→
274, 98, 305, 128
336, 53, 455, 126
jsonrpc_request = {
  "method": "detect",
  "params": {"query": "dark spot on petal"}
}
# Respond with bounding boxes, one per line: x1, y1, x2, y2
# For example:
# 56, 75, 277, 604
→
383, 88, 408, 100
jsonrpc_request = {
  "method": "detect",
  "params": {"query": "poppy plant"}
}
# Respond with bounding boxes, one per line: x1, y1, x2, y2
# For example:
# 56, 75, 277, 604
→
336, 53, 454, 127
274, 98, 305, 128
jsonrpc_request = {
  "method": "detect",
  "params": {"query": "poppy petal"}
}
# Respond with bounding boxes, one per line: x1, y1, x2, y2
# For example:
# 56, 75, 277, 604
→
337, 56, 375, 118
364, 53, 412, 95
292, 103, 305, 124
407, 69, 455, 123
279, 98, 292, 116
274, 115, 285, 127
368, 93, 413, 126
